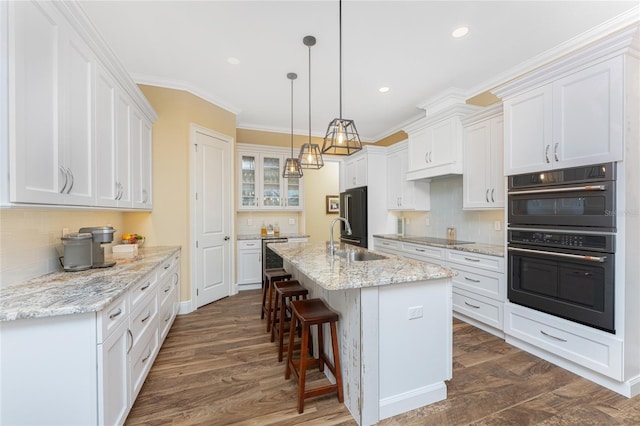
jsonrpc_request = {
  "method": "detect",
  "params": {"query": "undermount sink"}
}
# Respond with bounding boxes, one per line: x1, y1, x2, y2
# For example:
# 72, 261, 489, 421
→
334, 249, 387, 262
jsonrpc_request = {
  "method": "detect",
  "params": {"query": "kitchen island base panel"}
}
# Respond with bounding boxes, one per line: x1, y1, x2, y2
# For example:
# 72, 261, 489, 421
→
284, 259, 452, 425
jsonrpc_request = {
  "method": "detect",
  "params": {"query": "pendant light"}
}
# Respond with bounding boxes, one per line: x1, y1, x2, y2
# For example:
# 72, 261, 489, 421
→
322, 0, 362, 156
283, 72, 303, 178
298, 35, 324, 169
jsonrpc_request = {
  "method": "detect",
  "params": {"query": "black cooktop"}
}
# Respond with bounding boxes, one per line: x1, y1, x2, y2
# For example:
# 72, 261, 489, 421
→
405, 236, 474, 245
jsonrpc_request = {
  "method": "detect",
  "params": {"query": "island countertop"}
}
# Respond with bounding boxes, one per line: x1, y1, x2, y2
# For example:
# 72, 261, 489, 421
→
0, 246, 181, 322
268, 241, 453, 291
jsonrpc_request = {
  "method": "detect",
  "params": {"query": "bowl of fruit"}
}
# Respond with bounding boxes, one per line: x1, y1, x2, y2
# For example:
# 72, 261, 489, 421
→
122, 233, 145, 247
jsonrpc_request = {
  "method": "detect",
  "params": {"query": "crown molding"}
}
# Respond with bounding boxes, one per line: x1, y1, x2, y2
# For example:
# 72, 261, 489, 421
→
460, 103, 503, 126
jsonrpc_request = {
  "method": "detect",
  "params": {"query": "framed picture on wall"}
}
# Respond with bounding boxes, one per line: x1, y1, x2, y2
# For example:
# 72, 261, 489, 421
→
326, 195, 339, 214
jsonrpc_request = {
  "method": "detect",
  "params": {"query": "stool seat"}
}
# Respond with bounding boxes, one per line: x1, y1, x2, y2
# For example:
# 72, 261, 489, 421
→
285, 298, 343, 414
271, 280, 308, 361
261, 269, 292, 325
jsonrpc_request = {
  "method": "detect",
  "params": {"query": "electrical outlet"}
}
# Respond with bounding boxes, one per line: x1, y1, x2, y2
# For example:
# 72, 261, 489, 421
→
62, 227, 69, 237
288, 218, 296, 225
408, 305, 423, 320
494, 220, 501, 231
247, 219, 253, 226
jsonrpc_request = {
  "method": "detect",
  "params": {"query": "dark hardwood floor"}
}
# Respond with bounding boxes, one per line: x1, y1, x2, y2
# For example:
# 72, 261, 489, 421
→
125, 289, 640, 425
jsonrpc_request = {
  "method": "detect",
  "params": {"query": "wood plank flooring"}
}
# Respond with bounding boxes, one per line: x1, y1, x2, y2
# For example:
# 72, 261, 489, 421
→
125, 290, 640, 425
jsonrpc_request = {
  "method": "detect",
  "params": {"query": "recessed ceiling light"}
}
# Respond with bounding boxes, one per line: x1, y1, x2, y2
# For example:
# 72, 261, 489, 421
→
451, 26, 469, 38
227, 57, 240, 65
379, 86, 390, 93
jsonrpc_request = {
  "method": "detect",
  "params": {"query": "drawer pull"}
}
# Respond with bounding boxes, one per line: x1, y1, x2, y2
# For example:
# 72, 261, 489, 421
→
464, 257, 480, 262
141, 282, 151, 291
142, 349, 152, 363
540, 330, 567, 342
165, 313, 172, 322
415, 248, 426, 252
127, 329, 133, 354
164, 264, 171, 270
109, 308, 122, 320
141, 311, 151, 323
464, 276, 481, 283
464, 301, 481, 309
164, 285, 171, 293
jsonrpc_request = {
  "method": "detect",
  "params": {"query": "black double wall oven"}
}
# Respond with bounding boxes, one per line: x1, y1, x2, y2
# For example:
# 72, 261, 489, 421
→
507, 163, 616, 333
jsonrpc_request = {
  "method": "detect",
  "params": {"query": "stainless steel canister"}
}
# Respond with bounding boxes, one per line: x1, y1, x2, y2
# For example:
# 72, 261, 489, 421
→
61, 232, 93, 271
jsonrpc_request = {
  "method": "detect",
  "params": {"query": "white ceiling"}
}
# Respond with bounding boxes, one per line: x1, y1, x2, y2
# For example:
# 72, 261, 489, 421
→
79, 1, 638, 141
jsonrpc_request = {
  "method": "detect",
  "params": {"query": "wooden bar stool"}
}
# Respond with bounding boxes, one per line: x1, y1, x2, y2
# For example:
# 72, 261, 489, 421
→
271, 280, 308, 362
262, 269, 292, 330
285, 298, 343, 414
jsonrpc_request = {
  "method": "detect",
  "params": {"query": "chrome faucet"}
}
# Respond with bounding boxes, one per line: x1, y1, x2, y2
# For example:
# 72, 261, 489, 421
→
329, 216, 352, 257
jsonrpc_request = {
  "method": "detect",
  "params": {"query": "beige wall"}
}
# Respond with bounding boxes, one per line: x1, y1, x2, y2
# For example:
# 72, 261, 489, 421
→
128, 85, 236, 301
303, 161, 340, 243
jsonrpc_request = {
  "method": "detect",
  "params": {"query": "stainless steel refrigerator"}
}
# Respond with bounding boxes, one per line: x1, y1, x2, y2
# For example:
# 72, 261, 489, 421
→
340, 186, 368, 248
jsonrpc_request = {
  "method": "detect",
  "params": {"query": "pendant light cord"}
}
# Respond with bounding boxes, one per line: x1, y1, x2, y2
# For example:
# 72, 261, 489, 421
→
308, 44, 312, 144
339, 0, 343, 119
291, 77, 294, 157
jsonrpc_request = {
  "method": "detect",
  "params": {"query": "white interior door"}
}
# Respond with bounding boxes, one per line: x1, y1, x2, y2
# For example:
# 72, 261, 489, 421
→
192, 125, 233, 308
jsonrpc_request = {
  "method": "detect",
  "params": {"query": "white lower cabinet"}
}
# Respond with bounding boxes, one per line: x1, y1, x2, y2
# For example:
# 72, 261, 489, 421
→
373, 237, 505, 335
0, 250, 181, 426
505, 303, 623, 380
237, 239, 262, 288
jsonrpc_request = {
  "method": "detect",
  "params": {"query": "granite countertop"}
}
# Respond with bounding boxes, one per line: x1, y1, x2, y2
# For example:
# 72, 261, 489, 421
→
269, 241, 453, 291
237, 234, 310, 240
0, 246, 181, 322
374, 234, 505, 257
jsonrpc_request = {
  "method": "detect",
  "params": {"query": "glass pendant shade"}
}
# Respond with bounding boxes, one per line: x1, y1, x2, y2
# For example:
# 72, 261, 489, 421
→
298, 142, 324, 169
283, 72, 303, 179
322, 117, 362, 156
283, 157, 303, 178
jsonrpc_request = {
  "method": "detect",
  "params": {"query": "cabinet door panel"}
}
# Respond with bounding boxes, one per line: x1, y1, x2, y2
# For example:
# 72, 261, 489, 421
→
553, 57, 624, 167
490, 116, 505, 207
115, 91, 132, 207
407, 128, 430, 173
261, 155, 281, 207
99, 321, 130, 426
431, 119, 456, 165
95, 65, 118, 207
10, 1, 64, 203
504, 86, 552, 174
463, 121, 490, 208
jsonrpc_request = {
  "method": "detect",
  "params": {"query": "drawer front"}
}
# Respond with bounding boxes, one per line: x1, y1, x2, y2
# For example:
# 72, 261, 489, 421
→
238, 240, 261, 250
447, 250, 504, 273
98, 293, 129, 343
402, 242, 446, 262
374, 238, 401, 253
130, 327, 159, 400
130, 294, 157, 348
131, 270, 158, 309
158, 255, 177, 281
159, 265, 180, 309
453, 289, 503, 330
159, 287, 177, 342
505, 304, 623, 380
450, 264, 505, 301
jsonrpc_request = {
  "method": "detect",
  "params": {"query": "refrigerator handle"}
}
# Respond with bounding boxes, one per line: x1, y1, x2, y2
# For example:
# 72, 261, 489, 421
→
344, 194, 351, 224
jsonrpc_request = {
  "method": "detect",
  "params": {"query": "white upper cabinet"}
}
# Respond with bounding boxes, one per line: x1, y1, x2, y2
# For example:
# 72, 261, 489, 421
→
495, 32, 631, 175
342, 152, 367, 191
405, 94, 481, 181
9, 1, 95, 206
387, 141, 430, 211
5, 1, 156, 209
462, 105, 504, 210
237, 144, 303, 211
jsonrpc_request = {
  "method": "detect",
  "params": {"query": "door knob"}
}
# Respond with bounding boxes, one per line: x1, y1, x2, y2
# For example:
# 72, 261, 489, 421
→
224, 236, 230, 241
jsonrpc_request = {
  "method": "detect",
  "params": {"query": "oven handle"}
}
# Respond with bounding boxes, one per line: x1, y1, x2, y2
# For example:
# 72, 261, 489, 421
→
508, 184, 606, 195
508, 247, 607, 263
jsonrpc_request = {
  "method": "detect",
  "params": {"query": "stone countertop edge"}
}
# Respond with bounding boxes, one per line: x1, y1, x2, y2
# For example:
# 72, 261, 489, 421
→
237, 234, 310, 240
0, 246, 181, 322
373, 234, 505, 258
269, 241, 453, 291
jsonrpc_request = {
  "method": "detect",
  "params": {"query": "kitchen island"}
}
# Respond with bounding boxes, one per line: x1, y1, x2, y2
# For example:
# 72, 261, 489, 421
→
268, 241, 454, 425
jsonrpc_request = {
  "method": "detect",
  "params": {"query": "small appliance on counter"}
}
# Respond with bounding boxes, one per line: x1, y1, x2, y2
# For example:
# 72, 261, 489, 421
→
60, 232, 94, 272
79, 226, 117, 269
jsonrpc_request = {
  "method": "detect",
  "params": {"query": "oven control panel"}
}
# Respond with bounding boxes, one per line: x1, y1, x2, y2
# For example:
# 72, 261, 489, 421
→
509, 230, 614, 253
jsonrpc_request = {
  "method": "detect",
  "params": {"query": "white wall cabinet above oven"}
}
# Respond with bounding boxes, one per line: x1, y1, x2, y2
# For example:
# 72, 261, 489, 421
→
3, 1, 157, 210
236, 145, 303, 211
494, 32, 631, 175
462, 104, 504, 210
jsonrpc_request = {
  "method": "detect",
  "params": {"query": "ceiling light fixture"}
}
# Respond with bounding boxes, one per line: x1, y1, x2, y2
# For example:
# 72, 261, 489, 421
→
298, 36, 324, 170
283, 72, 303, 179
227, 57, 240, 65
322, 0, 362, 156
379, 86, 390, 93
451, 26, 469, 38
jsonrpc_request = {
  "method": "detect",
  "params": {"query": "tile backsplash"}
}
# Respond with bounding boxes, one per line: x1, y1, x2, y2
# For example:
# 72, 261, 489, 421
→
236, 212, 302, 236
398, 175, 505, 246
0, 209, 125, 288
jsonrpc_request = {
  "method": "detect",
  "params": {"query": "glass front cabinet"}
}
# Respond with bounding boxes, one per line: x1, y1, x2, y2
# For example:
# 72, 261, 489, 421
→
237, 147, 303, 211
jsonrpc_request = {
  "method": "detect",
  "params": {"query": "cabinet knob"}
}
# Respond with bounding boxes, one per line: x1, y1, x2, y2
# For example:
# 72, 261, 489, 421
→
224, 236, 230, 241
